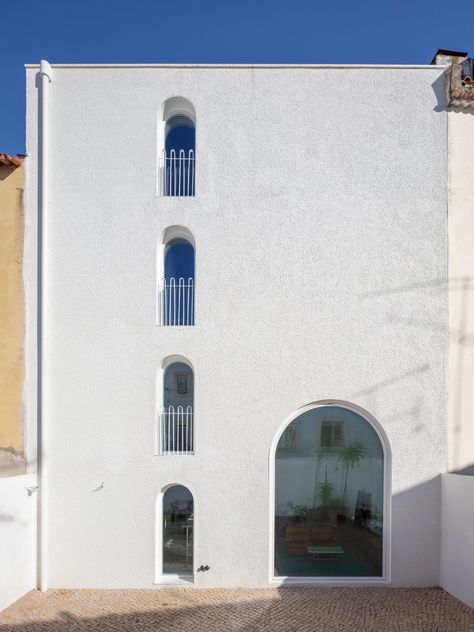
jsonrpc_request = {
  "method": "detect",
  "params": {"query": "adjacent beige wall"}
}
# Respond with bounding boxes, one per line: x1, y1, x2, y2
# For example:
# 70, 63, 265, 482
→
0, 162, 25, 476
448, 110, 474, 473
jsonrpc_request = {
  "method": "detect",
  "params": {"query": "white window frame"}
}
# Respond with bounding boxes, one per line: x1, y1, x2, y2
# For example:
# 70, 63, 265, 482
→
154, 483, 196, 585
268, 399, 392, 586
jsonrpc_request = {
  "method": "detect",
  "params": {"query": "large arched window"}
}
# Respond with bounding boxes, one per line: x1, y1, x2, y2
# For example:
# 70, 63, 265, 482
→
158, 228, 195, 326
273, 403, 387, 579
159, 97, 195, 196
157, 358, 194, 454
160, 485, 194, 578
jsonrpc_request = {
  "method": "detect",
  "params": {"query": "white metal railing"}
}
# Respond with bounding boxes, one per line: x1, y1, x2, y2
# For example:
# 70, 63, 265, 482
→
158, 277, 194, 326
160, 149, 195, 196
157, 406, 194, 455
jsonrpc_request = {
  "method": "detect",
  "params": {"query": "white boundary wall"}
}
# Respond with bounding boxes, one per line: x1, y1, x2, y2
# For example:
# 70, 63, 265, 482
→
440, 473, 474, 608
447, 106, 474, 474
0, 474, 36, 611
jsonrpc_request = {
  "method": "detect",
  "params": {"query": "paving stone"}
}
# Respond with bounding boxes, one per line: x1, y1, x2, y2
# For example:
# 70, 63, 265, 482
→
0, 587, 473, 632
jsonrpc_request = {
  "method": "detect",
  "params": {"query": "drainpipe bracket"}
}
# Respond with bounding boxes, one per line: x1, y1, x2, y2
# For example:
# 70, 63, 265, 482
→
40, 60, 53, 82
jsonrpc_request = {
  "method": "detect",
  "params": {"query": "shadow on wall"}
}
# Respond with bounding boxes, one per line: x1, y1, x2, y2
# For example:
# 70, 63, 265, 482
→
447, 107, 474, 116
1, 584, 474, 632
350, 364, 430, 435
0, 164, 19, 182
431, 72, 448, 113
452, 464, 474, 476
359, 275, 474, 476
447, 277, 474, 474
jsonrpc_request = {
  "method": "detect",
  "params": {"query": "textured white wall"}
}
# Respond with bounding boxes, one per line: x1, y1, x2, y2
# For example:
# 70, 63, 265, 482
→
26, 65, 448, 588
441, 474, 474, 607
0, 475, 36, 610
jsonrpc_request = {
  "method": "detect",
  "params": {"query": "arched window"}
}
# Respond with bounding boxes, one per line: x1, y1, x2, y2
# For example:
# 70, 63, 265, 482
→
159, 228, 195, 326
273, 403, 387, 579
159, 97, 196, 196
158, 358, 194, 454
161, 485, 194, 578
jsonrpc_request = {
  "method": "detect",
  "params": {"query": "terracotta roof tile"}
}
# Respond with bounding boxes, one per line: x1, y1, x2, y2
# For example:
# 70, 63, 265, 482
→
0, 153, 25, 167
446, 58, 474, 109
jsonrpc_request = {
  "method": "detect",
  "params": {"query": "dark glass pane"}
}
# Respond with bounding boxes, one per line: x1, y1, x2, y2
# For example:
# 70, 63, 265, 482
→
165, 116, 195, 154
164, 240, 194, 282
275, 406, 384, 577
163, 486, 193, 575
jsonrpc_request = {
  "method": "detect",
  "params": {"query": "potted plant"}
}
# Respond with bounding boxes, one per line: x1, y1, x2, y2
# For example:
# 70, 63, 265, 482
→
292, 505, 307, 524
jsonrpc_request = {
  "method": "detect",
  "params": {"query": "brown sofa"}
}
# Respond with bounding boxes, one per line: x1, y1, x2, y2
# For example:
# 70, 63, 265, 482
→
285, 523, 337, 556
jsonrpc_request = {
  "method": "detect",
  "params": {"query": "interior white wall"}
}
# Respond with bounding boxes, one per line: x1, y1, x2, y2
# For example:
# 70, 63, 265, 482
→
25, 65, 448, 588
440, 473, 474, 608
0, 474, 37, 610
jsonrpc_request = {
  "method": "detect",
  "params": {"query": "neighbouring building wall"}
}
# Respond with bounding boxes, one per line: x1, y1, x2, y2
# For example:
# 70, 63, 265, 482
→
26, 65, 447, 589
440, 473, 474, 607
0, 157, 36, 611
448, 103, 474, 474
0, 161, 26, 476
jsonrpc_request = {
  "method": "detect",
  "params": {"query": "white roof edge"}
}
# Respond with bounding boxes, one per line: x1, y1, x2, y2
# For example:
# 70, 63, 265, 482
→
24, 63, 447, 69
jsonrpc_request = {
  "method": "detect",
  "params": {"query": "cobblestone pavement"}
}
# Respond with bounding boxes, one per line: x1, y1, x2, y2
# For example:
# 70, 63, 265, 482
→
1, 587, 473, 632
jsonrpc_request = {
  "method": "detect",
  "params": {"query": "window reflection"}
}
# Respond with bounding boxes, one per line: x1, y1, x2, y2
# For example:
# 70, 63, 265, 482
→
275, 406, 384, 577
163, 485, 193, 575
162, 362, 194, 453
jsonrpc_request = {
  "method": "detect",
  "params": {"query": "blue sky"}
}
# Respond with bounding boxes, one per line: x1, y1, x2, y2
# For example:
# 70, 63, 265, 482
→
2, 0, 473, 154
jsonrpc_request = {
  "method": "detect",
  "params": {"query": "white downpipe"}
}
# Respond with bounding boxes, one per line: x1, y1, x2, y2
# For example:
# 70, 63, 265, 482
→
39, 59, 52, 592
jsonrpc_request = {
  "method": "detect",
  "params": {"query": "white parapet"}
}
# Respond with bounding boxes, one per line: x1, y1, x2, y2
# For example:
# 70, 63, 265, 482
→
440, 473, 474, 608
0, 474, 37, 611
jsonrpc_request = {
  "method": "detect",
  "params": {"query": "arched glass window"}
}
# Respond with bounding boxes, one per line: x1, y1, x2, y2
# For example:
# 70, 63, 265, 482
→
162, 485, 193, 576
160, 97, 196, 197
161, 238, 195, 326
274, 404, 385, 578
159, 361, 194, 454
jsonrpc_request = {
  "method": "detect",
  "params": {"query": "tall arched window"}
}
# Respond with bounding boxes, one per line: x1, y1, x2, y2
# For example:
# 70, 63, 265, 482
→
159, 229, 195, 326
273, 403, 387, 579
158, 359, 194, 454
159, 97, 196, 196
161, 485, 194, 578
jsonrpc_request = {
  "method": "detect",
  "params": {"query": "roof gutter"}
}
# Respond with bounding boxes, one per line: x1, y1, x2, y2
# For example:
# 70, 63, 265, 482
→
38, 59, 52, 592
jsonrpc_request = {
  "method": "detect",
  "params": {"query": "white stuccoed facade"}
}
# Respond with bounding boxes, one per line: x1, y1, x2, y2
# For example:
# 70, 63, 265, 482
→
25, 64, 448, 588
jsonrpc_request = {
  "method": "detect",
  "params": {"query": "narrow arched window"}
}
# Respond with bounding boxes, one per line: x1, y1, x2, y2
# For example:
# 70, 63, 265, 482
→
162, 485, 194, 577
160, 97, 196, 196
274, 403, 386, 579
160, 237, 195, 326
159, 360, 194, 454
